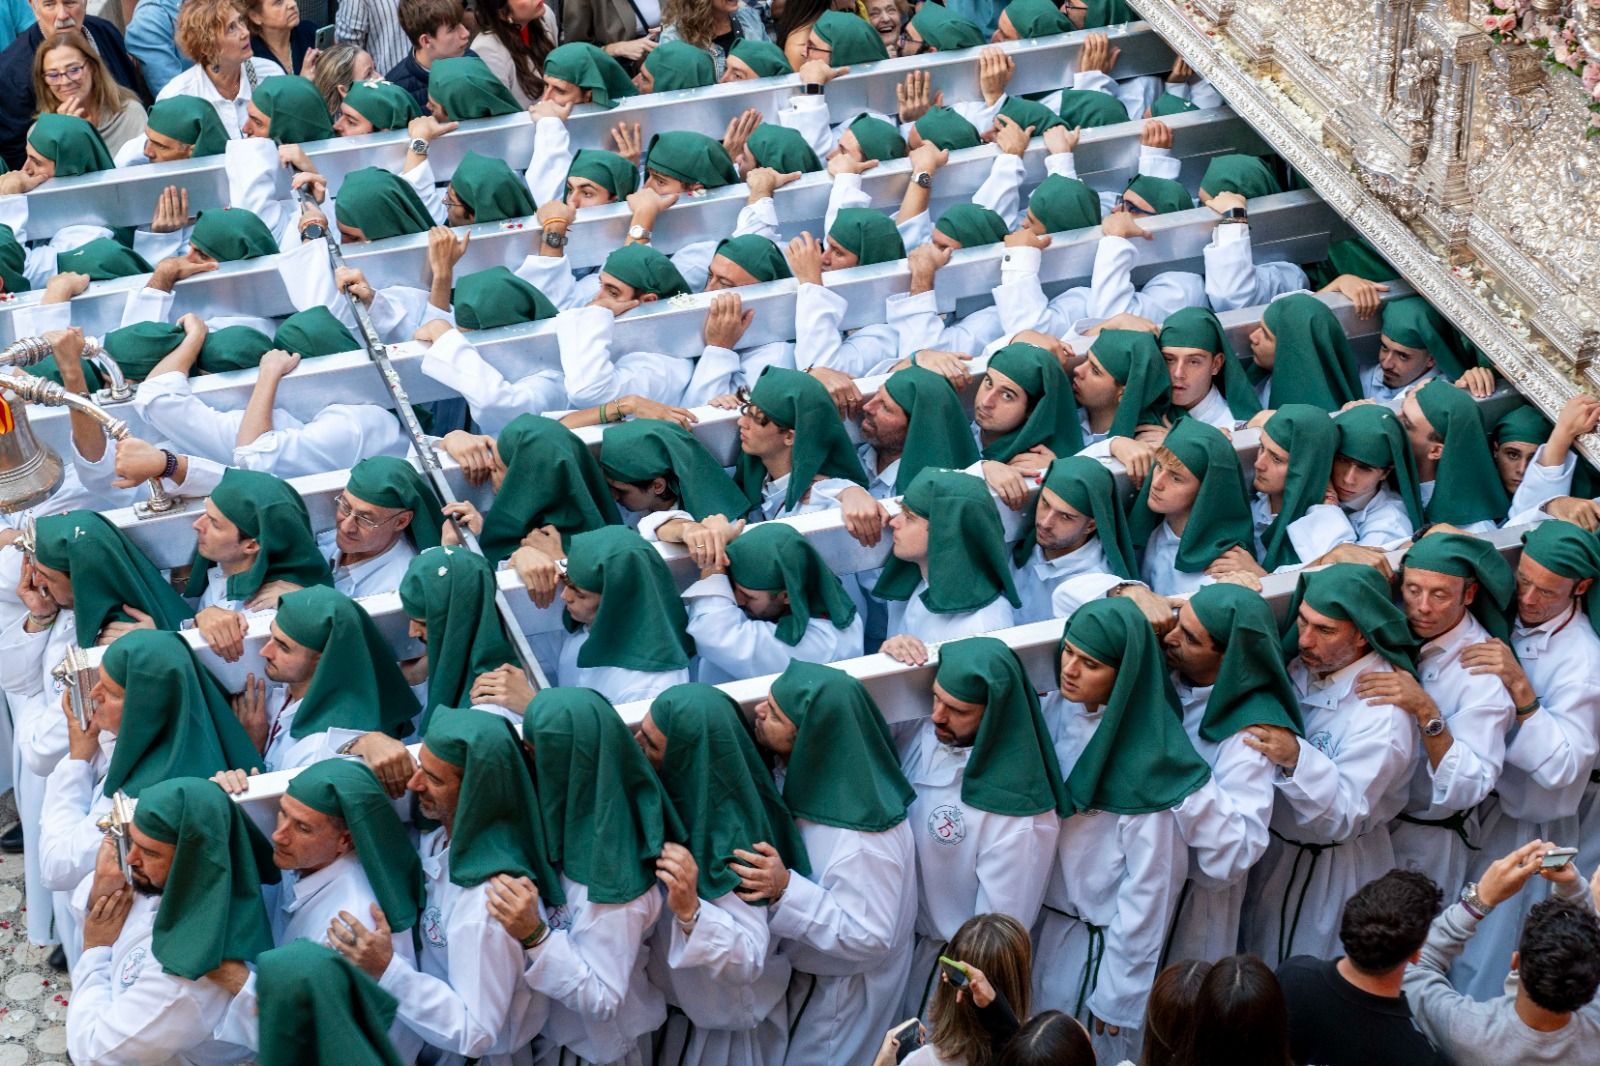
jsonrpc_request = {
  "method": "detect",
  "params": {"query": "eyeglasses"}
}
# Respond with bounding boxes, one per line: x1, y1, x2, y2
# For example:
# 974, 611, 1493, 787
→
735, 387, 770, 426
335, 493, 403, 531
1113, 194, 1156, 217
442, 193, 465, 211
803, 40, 832, 60
43, 64, 87, 83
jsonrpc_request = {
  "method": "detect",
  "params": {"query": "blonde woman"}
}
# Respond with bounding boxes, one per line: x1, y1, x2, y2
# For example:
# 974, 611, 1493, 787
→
658, 0, 768, 77
32, 30, 146, 155
158, 0, 284, 138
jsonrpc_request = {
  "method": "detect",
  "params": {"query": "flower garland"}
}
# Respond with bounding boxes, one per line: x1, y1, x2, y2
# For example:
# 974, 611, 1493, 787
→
1483, 0, 1600, 136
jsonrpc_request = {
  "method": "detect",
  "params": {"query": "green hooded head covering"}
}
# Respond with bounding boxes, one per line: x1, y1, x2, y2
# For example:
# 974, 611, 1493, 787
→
1494, 403, 1553, 448
1159, 305, 1260, 420
0, 223, 30, 293
1414, 379, 1509, 526
599, 417, 750, 522
934, 203, 1007, 248
101, 320, 186, 380
273, 305, 359, 357
342, 78, 421, 131
285, 760, 426, 929
982, 341, 1084, 460
1060, 598, 1212, 814
602, 242, 691, 298
543, 42, 638, 108
827, 207, 904, 266
643, 39, 716, 91
1011, 455, 1137, 576
1259, 404, 1339, 571
735, 366, 869, 510
399, 547, 516, 725
1261, 294, 1362, 410
453, 265, 558, 329
1057, 88, 1127, 129
746, 123, 822, 173
421, 709, 564, 897
99, 631, 262, 797
724, 522, 858, 645
523, 687, 686, 902
915, 105, 981, 151
1520, 520, 1600, 638
1001, 0, 1070, 37
998, 95, 1064, 136
1198, 154, 1282, 201
252, 76, 335, 144
197, 325, 275, 375
256, 941, 403, 1066
769, 660, 915, 830
1083, 0, 1133, 25
274, 585, 420, 738
56, 238, 151, 280
910, 3, 987, 48
1286, 563, 1417, 671
28, 112, 112, 175
450, 151, 535, 223
935, 636, 1072, 816
1129, 415, 1254, 572
645, 130, 739, 189
1028, 173, 1100, 233
1402, 532, 1516, 643
34, 510, 193, 645
874, 468, 1020, 613
649, 683, 811, 898
563, 526, 694, 671
565, 148, 639, 200
132, 778, 278, 978
883, 364, 981, 492
713, 234, 792, 283
184, 467, 333, 600
1381, 297, 1470, 381
1090, 328, 1172, 437
480, 414, 620, 563
730, 38, 792, 77
146, 95, 229, 156
1333, 403, 1423, 528
28, 353, 100, 389
1123, 173, 1193, 215
1187, 584, 1304, 740
334, 167, 435, 241
345, 454, 444, 550
190, 208, 277, 262
1149, 91, 1199, 116
847, 113, 906, 160
427, 56, 520, 118
813, 10, 890, 65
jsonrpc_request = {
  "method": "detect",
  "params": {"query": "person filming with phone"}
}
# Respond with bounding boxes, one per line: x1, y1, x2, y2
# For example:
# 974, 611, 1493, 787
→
1402, 839, 1600, 1066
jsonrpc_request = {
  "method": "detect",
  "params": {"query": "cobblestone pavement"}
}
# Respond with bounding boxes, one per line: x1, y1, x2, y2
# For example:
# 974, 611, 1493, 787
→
0, 790, 71, 1065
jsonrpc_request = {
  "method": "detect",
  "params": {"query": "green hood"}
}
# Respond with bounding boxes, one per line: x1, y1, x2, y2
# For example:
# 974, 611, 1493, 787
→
1011, 454, 1136, 577
874, 468, 1020, 613
1187, 584, 1304, 741
1284, 563, 1417, 672
543, 42, 638, 108
563, 526, 694, 672
915, 105, 981, 151
1258, 404, 1339, 571
644, 40, 716, 92
602, 242, 691, 298
1056, 88, 1127, 129
183, 467, 333, 601
427, 56, 520, 119
334, 167, 435, 241
345, 454, 444, 550
34, 510, 193, 646
910, 3, 987, 48
479, 414, 620, 563
981, 341, 1084, 460
1520, 521, 1600, 639
1401, 532, 1516, 643
713, 234, 792, 283
747, 122, 822, 173
29, 112, 112, 175
342, 78, 421, 131
198, 326, 275, 375
1261, 294, 1362, 410
598, 417, 751, 522
1198, 154, 1282, 200
399, 547, 516, 728
1128, 415, 1254, 573
1028, 174, 1099, 233
1333, 403, 1423, 528
735, 366, 869, 510
934, 203, 1007, 248
450, 151, 535, 223
453, 265, 558, 330
56, 237, 151, 280
566, 149, 639, 200
190, 208, 278, 262
273, 305, 359, 357
1415, 379, 1509, 526
146, 95, 229, 156
1090, 328, 1171, 438
883, 364, 981, 492
827, 207, 904, 266
273, 584, 420, 738
724, 521, 858, 646
1159, 305, 1261, 421
729, 39, 792, 77
813, 10, 890, 65
256, 941, 403, 1066
252, 76, 335, 144
645, 131, 739, 189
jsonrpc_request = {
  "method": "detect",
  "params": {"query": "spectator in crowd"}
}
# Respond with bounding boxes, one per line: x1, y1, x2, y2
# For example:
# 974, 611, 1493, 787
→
31, 30, 148, 155
159, 0, 286, 139
660, 0, 769, 77
560, 0, 660, 68
1405, 840, 1600, 1066
0, 0, 35, 51
307, 40, 378, 112
774, 0, 828, 69
470, 0, 556, 108
125, 0, 190, 93
866, 0, 909, 55
385, 0, 472, 108
1185, 955, 1294, 1066
995, 1012, 1095, 1066
0, 0, 149, 168
334, 0, 409, 74
902, 913, 1032, 1066
1137, 959, 1211, 1065
1278, 869, 1450, 1066
246, 0, 317, 75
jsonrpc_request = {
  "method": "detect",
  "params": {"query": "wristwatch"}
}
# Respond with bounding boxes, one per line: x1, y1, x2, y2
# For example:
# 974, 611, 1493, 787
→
1460, 882, 1495, 917
542, 228, 567, 249
1420, 715, 1447, 738
912, 171, 933, 189
627, 223, 652, 242
408, 137, 430, 157
802, 82, 825, 95
1219, 206, 1248, 224
300, 219, 327, 240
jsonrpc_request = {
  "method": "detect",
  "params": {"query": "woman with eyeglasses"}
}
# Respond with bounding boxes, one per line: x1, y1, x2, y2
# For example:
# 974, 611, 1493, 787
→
158, 0, 287, 139
31, 30, 146, 156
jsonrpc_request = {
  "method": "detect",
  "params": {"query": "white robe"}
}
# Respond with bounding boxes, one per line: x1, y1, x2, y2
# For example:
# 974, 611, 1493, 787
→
555, 626, 690, 705
1139, 519, 1210, 598
683, 572, 863, 684
316, 528, 418, 599
1203, 220, 1310, 312
1013, 537, 1113, 625
1339, 482, 1415, 549
886, 579, 1016, 646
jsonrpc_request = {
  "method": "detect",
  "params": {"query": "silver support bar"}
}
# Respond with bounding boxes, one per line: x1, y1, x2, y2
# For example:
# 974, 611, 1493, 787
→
20, 27, 1172, 237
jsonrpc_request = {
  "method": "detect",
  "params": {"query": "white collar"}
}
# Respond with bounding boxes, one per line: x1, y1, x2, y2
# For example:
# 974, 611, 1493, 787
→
284, 851, 360, 913
1031, 535, 1106, 578
1292, 649, 1383, 703
1420, 611, 1483, 660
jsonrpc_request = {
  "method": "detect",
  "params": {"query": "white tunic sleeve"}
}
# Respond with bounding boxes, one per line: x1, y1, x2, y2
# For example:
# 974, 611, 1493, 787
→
39, 756, 104, 891
1089, 812, 1188, 1031
1507, 683, 1600, 793
972, 812, 1059, 931
1425, 676, 1512, 814
132, 372, 247, 464
684, 573, 857, 678
767, 830, 911, 973
66, 946, 230, 1065
1276, 703, 1416, 841
421, 327, 567, 436
823, 172, 871, 238
666, 892, 767, 983
1507, 446, 1576, 522
525, 115, 574, 206
1171, 735, 1274, 883
521, 890, 661, 1020
774, 94, 836, 160
973, 154, 1027, 229
793, 283, 900, 378
1203, 223, 1311, 312
513, 252, 583, 311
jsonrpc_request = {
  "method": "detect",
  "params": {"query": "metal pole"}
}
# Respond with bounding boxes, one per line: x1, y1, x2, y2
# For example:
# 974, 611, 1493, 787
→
295, 190, 551, 690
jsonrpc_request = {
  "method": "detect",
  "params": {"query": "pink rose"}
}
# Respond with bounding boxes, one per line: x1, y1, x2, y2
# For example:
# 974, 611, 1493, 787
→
1554, 41, 1573, 65
1592, 81, 1600, 104
1583, 62, 1600, 90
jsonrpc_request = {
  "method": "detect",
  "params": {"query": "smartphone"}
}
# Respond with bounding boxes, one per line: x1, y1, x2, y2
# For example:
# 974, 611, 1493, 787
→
889, 1017, 921, 1062
938, 954, 970, 989
314, 23, 337, 50
1542, 846, 1579, 869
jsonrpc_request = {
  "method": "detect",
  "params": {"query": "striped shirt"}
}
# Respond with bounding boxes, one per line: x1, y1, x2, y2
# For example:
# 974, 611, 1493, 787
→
335, 0, 413, 75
